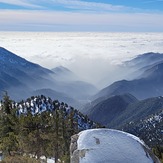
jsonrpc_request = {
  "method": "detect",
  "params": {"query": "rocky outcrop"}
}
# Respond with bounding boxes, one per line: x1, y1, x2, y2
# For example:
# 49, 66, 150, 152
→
70, 129, 160, 163
70, 134, 79, 163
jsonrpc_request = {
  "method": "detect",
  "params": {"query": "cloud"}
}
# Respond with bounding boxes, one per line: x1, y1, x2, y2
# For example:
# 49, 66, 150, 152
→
0, 0, 137, 12
1, 32, 163, 87
0, 10, 163, 32
50, 0, 127, 12
0, 0, 42, 8
143, 0, 163, 3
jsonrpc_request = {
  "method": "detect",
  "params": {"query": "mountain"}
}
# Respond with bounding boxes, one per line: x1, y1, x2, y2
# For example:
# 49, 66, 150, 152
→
64, 80, 98, 100
94, 61, 163, 100
113, 96, 163, 128
122, 109, 163, 147
84, 95, 163, 128
8, 95, 100, 131
70, 129, 160, 163
124, 52, 163, 69
0, 94, 102, 162
83, 94, 138, 127
52, 66, 72, 74
52, 66, 80, 82
0, 47, 55, 100
0, 47, 97, 104
52, 66, 98, 100
32, 88, 82, 109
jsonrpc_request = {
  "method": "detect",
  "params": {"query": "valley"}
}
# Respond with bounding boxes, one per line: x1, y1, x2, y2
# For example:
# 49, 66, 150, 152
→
1, 47, 163, 162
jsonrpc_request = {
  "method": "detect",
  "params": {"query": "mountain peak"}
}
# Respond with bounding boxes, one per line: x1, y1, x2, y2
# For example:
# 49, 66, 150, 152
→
124, 52, 163, 68
51, 66, 81, 82
52, 66, 72, 73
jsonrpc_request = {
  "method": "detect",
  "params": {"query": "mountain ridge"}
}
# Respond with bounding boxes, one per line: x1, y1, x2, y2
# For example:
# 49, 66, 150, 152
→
84, 94, 163, 129
94, 54, 163, 100
0, 47, 98, 107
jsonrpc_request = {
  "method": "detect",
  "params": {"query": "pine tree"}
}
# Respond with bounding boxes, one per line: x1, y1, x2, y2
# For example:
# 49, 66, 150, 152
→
0, 92, 19, 156
18, 111, 53, 159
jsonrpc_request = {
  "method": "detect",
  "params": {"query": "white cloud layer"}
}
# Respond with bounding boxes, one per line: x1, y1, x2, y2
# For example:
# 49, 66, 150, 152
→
1, 32, 163, 86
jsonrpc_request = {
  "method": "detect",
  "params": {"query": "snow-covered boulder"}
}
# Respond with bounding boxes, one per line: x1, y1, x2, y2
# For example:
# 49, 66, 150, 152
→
70, 129, 160, 163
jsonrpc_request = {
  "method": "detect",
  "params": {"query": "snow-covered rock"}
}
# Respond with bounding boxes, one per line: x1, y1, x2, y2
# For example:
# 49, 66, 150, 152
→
70, 129, 160, 163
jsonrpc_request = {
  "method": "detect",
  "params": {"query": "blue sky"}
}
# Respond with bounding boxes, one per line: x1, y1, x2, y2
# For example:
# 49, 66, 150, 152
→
0, 0, 163, 31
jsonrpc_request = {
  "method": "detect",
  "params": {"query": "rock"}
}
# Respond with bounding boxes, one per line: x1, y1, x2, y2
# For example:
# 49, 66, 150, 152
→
70, 129, 160, 163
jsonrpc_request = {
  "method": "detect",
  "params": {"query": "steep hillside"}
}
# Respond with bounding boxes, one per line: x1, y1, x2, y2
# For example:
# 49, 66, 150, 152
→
113, 96, 163, 128
122, 109, 163, 147
84, 95, 163, 128
8, 95, 99, 130
0, 47, 97, 103
83, 94, 138, 127
0, 47, 55, 99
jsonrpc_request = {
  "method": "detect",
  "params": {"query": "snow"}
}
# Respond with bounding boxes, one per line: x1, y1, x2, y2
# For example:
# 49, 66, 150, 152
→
47, 158, 55, 163
77, 129, 154, 163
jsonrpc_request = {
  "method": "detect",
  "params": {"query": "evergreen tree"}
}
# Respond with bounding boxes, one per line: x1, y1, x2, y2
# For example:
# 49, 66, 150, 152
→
0, 92, 18, 156
18, 112, 53, 159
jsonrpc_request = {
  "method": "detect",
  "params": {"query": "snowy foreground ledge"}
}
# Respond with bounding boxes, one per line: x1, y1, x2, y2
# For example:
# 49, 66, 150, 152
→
70, 129, 160, 163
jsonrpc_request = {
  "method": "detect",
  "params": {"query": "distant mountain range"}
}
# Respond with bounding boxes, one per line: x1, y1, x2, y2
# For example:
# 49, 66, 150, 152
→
124, 52, 163, 69
93, 52, 163, 100
0, 47, 98, 107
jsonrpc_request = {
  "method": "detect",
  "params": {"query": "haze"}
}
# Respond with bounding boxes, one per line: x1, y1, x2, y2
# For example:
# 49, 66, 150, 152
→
1, 32, 163, 87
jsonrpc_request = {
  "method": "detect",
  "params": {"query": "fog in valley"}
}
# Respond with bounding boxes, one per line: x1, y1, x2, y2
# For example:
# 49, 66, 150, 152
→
1, 32, 163, 88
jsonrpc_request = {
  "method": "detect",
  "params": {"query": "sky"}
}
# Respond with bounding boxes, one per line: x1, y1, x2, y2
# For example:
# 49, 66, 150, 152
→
0, 0, 163, 31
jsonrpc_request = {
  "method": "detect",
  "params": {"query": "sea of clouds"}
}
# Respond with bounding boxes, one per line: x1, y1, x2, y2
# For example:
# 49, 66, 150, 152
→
1, 32, 163, 87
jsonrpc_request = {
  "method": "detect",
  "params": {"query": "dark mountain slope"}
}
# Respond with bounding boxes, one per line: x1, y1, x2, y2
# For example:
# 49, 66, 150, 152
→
0, 47, 55, 97
0, 47, 52, 74
84, 94, 163, 129
85, 94, 138, 127
122, 109, 163, 147
113, 96, 163, 128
